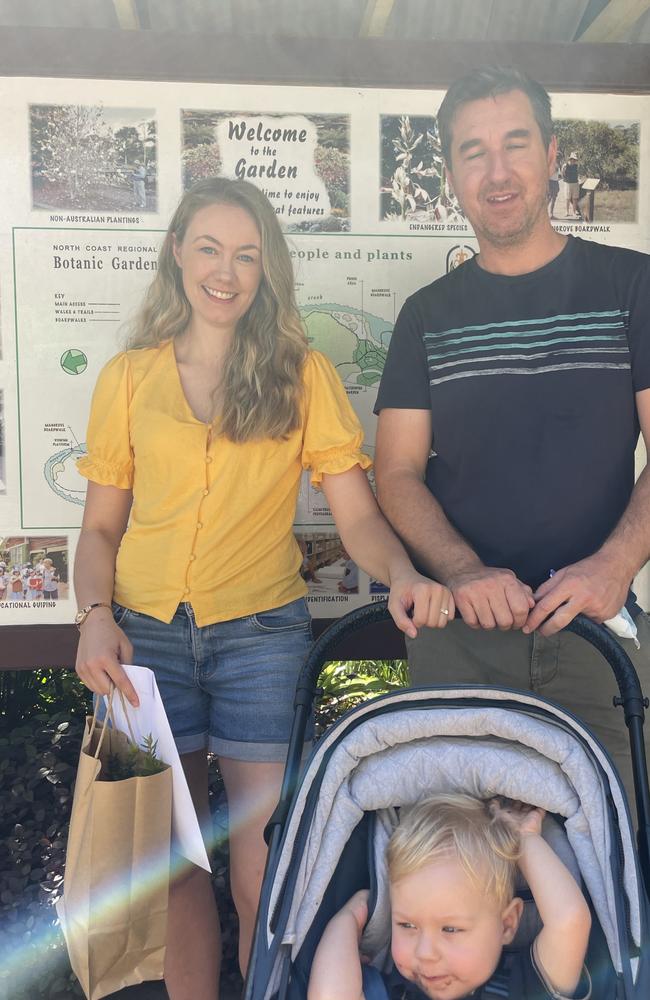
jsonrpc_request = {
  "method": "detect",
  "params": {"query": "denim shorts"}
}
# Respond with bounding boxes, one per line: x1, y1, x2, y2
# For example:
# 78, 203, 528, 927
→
112, 597, 314, 762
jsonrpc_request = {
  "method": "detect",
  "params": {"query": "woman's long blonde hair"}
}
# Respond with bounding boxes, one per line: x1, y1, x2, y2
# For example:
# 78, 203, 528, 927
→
127, 177, 308, 442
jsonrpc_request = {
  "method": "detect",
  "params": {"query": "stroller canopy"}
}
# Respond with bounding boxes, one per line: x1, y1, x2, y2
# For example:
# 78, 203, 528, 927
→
256, 686, 646, 999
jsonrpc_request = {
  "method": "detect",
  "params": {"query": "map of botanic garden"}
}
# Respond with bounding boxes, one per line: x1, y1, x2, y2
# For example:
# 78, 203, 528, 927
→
299, 303, 390, 388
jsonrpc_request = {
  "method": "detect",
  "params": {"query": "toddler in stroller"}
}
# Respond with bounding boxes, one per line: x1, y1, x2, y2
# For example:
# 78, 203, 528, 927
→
308, 793, 592, 999
246, 603, 650, 1000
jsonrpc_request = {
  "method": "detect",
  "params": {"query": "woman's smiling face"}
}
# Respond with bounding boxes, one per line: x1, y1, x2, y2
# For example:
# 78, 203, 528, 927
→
172, 201, 263, 336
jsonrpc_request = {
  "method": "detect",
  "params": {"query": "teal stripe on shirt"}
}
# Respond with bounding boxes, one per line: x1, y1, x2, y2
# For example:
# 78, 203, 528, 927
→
424, 309, 628, 339
430, 346, 630, 372
426, 333, 627, 362
429, 361, 630, 386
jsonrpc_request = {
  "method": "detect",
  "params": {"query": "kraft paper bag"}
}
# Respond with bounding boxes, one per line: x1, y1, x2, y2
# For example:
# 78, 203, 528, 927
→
107, 664, 210, 871
57, 691, 173, 1000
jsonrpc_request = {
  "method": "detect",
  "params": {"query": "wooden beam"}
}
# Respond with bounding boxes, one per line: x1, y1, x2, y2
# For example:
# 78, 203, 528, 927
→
113, 0, 141, 31
0, 620, 406, 670
577, 0, 650, 41
0, 28, 649, 91
360, 0, 396, 38
0, 625, 80, 671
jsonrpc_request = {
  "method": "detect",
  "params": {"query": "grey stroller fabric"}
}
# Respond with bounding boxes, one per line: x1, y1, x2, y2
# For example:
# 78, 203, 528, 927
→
266, 687, 640, 998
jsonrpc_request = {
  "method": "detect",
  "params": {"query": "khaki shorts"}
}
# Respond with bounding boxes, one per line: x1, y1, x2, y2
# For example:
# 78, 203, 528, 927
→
407, 613, 650, 813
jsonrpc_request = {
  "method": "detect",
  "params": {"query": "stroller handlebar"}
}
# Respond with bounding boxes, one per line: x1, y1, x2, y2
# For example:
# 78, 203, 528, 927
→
295, 601, 647, 723
564, 614, 647, 719
294, 600, 394, 705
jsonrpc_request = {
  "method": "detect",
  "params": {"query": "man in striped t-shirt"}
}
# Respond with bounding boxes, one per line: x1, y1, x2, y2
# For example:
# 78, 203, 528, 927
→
375, 66, 650, 804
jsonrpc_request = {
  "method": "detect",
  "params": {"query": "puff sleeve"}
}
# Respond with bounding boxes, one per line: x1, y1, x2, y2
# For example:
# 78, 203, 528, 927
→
301, 351, 373, 486
76, 352, 134, 489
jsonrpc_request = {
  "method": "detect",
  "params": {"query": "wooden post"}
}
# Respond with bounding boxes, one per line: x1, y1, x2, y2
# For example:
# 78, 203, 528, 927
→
580, 177, 600, 221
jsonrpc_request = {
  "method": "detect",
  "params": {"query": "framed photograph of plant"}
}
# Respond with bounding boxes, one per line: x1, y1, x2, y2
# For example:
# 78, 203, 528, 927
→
30, 104, 157, 213
380, 114, 464, 223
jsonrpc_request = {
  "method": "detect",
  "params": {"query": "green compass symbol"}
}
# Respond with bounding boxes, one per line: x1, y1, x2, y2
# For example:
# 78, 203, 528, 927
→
60, 349, 88, 375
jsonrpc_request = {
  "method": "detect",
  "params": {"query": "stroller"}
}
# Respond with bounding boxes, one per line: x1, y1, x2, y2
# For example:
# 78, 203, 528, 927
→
245, 601, 650, 999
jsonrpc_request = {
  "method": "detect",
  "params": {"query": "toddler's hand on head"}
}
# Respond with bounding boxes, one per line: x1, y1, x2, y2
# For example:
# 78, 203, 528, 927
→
488, 797, 545, 836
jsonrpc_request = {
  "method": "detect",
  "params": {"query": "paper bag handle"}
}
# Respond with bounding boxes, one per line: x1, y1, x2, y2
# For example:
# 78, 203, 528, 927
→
89, 682, 139, 759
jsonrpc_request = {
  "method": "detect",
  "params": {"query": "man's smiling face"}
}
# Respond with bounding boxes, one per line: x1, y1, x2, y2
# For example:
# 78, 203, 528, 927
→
446, 89, 556, 251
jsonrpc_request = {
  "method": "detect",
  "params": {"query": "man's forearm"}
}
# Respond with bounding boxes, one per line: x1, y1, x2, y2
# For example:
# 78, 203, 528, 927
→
376, 432, 534, 629
376, 467, 481, 584
599, 465, 650, 580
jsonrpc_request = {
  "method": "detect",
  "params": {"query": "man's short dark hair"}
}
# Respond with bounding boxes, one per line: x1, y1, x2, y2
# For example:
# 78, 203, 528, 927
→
437, 66, 553, 166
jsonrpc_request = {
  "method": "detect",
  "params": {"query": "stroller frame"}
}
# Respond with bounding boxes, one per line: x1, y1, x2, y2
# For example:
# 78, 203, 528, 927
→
245, 602, 650, 999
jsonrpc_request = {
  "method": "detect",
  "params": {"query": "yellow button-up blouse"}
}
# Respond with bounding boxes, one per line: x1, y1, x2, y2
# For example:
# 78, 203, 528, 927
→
77, 340, 372, 625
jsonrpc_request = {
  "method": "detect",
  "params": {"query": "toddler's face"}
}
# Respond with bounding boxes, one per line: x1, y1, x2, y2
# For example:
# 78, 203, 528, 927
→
389, 857, 521, 1000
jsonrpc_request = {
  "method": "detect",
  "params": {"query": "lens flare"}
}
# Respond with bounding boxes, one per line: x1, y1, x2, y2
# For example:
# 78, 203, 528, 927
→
1, 782, 283, 995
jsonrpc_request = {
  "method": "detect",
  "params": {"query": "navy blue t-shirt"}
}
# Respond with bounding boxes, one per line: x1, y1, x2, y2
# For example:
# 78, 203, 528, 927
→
375, 237, 650, 606
361, 947, 592, 999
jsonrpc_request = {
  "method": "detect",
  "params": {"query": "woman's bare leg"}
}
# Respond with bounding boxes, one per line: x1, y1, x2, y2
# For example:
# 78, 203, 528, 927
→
164, 749, 221, 1000
218, 757, 285, 976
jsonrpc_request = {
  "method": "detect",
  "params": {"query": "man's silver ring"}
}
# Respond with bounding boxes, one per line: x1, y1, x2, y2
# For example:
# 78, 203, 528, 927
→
440, 607, 449, 616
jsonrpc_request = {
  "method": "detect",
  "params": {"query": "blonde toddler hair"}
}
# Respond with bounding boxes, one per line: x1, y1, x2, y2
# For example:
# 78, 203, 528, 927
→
387, 792, 521, 910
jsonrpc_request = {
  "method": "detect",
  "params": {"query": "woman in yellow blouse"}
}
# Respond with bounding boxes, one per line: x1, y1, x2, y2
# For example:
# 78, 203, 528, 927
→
74, 178, 454, 999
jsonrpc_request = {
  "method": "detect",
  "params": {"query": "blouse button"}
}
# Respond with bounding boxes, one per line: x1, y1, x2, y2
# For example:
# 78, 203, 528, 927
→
189, 554, 196, 561
197, 522, 203, 529
183, 588, 190, 595
206, 456, 213, 464
203, 488, 209, 496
